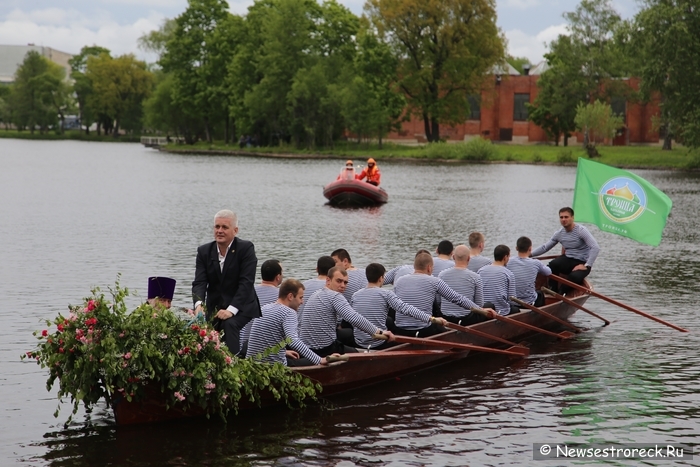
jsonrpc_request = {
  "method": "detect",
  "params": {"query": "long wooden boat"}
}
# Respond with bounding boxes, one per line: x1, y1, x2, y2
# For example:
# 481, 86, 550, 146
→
323, 178, 388, 207
112, 283, 590, 425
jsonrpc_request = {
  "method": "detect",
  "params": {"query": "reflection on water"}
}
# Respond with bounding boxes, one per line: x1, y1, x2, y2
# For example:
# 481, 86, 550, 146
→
2, 139, 699, 465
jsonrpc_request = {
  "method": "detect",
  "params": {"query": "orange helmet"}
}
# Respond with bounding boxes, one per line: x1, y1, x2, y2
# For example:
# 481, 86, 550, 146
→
367, 158, 376, 166
345, 160, 353, 166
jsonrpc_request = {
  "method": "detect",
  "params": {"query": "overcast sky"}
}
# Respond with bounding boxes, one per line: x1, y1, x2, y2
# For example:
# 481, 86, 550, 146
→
0, 0, 640, 65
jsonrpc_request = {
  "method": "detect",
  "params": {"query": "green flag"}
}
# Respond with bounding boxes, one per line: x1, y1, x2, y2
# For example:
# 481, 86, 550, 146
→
572, 158, 672, 246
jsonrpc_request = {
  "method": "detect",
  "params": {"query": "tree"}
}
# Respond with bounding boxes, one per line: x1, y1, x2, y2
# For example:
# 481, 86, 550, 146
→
160, 0, 239, 143
86, 53, 153, 136
365, 0, 505, 142
628, 0, 700, 150
574, 100, 624, 156
69, 46, 111, 134
526, 46, 587, 146
11, 51, 70, 133
506, 55, 530, 74
138, 18, 177, 58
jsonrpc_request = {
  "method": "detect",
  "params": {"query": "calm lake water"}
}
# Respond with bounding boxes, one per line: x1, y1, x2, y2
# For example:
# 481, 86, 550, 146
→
1, 139, 699, 466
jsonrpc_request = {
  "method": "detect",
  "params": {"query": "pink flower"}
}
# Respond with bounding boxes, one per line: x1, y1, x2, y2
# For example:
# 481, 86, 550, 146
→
57, 324, 64, 332
196, 343, 202, 352
41, 330, 48, 337
119, 332, 125, 338
124, 352, 132, 360
174, 392, 185, 401
86, 300, 97, 311
58, 347, 64, 353
199, 330, 206, 337
225, 356, 232, 365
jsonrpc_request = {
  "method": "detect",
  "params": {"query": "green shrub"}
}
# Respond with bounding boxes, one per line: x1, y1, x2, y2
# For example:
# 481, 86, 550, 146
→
533, 153, 543, 163
418, 137, 496, 161
556, 150, 574, 164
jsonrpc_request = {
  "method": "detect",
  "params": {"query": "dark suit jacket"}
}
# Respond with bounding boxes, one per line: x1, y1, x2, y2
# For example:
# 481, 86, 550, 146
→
192, 237, 261, 319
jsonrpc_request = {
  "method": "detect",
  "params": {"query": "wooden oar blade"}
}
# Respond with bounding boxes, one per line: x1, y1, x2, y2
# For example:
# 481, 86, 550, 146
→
506, 345, 530, 356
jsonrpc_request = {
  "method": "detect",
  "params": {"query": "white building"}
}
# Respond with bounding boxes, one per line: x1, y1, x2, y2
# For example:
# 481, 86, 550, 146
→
0, 44, 73, 83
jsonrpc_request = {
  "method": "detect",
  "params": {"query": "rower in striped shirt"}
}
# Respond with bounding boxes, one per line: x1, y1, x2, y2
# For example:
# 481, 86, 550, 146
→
331, 249, 368, 303
351, 263, 447, 350
531, 207, 600, 293
467, 232, 492, 273
432, 240, 455, 277
240, 259, 283, 353
298, 255, 336, 330
299, 266, 396, 356
383, 249, 432, 284
478, 245, 520, 316
394, 251, 496, 337
507, 236, 551, 307
438, 245, 487, 326
246, 279, 333, 367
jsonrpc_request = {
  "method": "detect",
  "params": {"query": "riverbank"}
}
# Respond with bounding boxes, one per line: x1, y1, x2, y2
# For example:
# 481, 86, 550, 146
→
0, 129, 141, 142
160, 140, 700, 170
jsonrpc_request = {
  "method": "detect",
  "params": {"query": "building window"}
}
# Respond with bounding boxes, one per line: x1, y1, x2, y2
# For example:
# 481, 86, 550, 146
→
467, 95, 481, 121
513, 93, 530, 121
611, 96, 626, 123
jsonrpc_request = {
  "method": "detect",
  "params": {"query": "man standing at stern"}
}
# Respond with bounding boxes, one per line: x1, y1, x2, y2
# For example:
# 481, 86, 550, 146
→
192, 210, 261, 355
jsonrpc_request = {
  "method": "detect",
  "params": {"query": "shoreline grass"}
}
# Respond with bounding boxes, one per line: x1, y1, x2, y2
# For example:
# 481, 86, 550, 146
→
162, 140, 700, 170
0, 129, 142, 142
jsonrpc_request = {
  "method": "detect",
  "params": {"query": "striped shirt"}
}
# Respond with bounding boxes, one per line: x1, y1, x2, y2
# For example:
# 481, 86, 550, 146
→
384, 264, 414, 285
432, 258, 455, 277
241, 284, 279, 343
246, 303, 321, 366
297, 278, 326, 329
299, 287, 378, 349
343, 269, 368, 303
532, 224, 600, 267
394, 273, 478, 330
507, 256, 551, 305
478, 265, 517, 315
351, 287, 431, 347
468, 255, 492, 273
438, 267, 484, 317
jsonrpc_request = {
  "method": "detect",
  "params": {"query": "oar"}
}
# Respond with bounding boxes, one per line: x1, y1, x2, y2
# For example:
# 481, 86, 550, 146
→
509, 296, 582, 333
541, 286, 610, 325
325, 349, 456, 363
533, 255, 560, 261
549, 275, 689, 333
443, 321, 530, 355
470, 307, 576, 339
391, 335, 527, 358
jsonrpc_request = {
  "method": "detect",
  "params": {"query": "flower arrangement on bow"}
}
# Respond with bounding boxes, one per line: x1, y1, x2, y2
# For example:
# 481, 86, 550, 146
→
23, 280, 320, 425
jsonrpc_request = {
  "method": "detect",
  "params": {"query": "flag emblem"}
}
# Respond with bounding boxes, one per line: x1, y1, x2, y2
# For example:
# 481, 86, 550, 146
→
599, 177, 647, 223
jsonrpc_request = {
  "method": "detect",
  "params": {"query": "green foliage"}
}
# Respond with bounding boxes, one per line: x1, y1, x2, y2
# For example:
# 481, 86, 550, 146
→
628, 0, 700, 150
69, 46, 111, 133
22, 281, 319, 425
532, 153, 543, 163
506, 55, 531, 75
556, 149, 575, 164
10, 51, 72, 133
419, 137, 495, 161
365, 0, 505, 142
574, 100, 624, 152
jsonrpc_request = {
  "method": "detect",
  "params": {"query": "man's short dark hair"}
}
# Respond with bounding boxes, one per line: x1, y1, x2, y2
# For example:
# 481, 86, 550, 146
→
414, 252, 434, 270
316, 255, 336, 276
331, 248, 351, 263
327, 265, 348, 280
365, 263, 386, 283
494, 244, 510, 261
415, 249, 431, 257
468, 232, 484, 248
261, 259, 282, 281
279, 279, 304, 299
516, 236, 532, 253
559, 207, 574, 216
437, 240, 454, 255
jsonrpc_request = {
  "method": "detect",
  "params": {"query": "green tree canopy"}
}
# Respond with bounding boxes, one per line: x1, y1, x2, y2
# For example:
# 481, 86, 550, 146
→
365, 0, 505, 142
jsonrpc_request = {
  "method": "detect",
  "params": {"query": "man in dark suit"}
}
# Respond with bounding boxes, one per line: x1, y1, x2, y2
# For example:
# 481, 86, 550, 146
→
192, 209, 261, 355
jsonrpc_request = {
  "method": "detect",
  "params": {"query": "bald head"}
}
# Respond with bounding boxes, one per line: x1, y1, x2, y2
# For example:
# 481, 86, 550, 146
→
453, 245, 471, 267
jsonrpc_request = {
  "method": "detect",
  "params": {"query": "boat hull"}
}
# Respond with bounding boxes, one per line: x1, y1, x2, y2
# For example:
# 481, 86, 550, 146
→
323, 179, 388, 207
112, 286, 590, 425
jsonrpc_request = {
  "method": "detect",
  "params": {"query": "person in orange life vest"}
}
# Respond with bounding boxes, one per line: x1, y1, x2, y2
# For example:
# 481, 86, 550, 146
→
336, 160, 356, 181
356, 158, 381, 186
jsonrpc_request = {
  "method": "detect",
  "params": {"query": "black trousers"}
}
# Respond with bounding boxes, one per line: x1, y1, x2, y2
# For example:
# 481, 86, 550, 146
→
483, 301, 521, 316
219, 314, 252, 356
443, 313, 489, 326
393, 322, 447, 338
287, 357, 318, 367
310, 340, 359, 357
548, 256, 590, 292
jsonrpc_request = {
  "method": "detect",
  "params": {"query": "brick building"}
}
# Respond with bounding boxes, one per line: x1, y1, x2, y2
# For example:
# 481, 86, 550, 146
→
388, 62, 661, 146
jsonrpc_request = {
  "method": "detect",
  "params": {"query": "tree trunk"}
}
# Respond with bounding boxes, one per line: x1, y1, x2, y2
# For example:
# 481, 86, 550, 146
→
224, 115, 229, 145
662, 132, 672, 150
423, 112, 433, 142
431, 116, 440, 142
204, 117, 212, 144
378, 125, 383, 150
113, 120, 120, 137
564, 134, 569, 147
